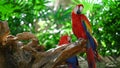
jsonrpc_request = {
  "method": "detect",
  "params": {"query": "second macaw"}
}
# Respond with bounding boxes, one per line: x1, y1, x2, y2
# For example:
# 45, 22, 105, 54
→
58, 35, 79, 68
71, 4, 99, 68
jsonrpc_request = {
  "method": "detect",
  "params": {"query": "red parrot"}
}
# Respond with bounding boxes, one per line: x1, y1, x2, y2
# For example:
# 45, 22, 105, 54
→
71, 4, 98, 68
58, 35, 79, 68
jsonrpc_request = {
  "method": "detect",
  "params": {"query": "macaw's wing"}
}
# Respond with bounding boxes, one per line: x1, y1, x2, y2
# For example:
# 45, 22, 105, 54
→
82, 15, 92, 34
82, 21, 96, 51
66, 56, 79, 68
82, 16, 97, 68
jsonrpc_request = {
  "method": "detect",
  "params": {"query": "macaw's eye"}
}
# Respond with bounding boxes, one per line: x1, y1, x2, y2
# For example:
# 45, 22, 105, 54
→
73, 6, 79, 14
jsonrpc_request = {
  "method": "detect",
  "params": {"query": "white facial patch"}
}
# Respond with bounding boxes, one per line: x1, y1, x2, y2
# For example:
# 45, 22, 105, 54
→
73, 6, 78, 14
80, 6, 83, 12
67, 36, 71, 43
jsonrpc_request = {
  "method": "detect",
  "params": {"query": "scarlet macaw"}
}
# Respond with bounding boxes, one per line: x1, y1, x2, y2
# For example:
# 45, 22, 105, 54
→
58, 35, 79, 68
71, 4, 98, 68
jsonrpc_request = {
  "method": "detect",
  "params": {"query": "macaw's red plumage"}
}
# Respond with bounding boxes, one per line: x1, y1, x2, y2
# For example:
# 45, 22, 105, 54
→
58, 35, 79, 68
58, 35, 70, 46
71, 4, 99, 68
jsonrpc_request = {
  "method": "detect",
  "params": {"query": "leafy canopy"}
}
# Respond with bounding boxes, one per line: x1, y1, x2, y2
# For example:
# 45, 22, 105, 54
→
0, 0, 119, 56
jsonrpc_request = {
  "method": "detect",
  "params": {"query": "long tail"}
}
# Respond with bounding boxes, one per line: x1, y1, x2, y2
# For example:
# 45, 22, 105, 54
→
82, 21, 97, 68
86, 47, 96, 68
86, 29, 100, 61
86, 32, 97, 68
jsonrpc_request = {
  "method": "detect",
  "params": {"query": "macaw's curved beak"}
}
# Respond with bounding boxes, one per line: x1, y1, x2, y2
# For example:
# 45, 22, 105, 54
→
77, 9, 81, 14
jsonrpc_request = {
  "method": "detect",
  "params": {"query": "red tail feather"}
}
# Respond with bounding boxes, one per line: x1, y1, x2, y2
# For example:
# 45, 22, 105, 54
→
86, 48, 96, 68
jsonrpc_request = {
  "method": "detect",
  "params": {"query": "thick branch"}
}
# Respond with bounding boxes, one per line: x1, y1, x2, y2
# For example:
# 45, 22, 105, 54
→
0, 21, 86, 68
31, 39, 86, 68
0, 21, 10, 45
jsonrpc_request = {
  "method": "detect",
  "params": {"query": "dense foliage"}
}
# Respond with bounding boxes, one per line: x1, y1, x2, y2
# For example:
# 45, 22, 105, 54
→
90, 0, 120, 56
0, 0, 119, 56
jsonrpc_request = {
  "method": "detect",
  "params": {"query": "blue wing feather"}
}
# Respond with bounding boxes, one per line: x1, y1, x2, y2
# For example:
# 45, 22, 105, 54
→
66, 56, 78, 68
82, 21, 96, 51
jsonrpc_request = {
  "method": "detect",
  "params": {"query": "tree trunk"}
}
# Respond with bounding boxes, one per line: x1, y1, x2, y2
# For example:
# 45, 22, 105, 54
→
0, 21, 86, 68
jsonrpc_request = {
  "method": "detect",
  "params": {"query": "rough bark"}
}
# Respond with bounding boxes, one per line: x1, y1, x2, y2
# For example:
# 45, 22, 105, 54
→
0, 21, 86, 68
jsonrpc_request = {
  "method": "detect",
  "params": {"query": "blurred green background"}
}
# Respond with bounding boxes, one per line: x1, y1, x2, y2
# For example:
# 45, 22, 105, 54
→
0, 0, 120, 57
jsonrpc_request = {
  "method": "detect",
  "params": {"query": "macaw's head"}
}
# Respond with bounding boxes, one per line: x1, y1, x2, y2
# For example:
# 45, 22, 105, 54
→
73, 4, 84, 14
58, 34, 71, 46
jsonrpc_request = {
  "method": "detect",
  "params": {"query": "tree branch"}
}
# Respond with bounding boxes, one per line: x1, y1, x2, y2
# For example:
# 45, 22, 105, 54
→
0, 21, 86, 68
